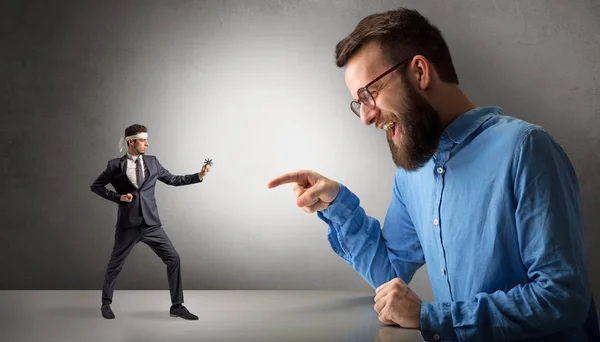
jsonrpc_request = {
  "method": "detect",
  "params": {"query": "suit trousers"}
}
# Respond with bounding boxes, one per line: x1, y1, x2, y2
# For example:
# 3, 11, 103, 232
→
101, 223, 183, 305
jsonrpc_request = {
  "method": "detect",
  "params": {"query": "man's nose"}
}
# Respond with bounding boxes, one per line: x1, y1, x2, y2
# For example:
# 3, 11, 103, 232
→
360, 105, 380, 126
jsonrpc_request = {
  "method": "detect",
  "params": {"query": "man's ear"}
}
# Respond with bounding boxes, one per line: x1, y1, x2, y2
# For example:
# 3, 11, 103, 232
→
410, 55, 431, 90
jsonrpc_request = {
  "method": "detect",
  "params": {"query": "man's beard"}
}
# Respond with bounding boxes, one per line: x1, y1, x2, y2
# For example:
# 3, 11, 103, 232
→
387, 77, 442, 171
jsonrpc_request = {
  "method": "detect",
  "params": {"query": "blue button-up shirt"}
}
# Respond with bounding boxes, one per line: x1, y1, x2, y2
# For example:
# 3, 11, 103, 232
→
317, 106, 598, 341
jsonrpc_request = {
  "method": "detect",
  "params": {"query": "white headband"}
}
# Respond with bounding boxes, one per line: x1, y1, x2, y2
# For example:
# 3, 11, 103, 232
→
118, 132, 148, 152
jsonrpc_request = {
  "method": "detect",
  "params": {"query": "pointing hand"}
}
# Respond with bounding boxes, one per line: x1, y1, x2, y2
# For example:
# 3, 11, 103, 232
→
267, 170, 340, 213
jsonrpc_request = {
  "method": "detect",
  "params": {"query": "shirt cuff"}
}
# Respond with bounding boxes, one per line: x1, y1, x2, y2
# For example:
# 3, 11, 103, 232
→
420, 302, 455, 341
316, 183, 360, 263
316, 183, 359, 226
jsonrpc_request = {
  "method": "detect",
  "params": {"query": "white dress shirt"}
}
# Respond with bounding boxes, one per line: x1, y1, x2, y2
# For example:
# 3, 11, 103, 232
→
126, 152, 148, 188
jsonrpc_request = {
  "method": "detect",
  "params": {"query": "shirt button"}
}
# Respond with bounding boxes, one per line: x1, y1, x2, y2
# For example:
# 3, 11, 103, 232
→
433, 333, 441, 340
436, 167, 444, 174
441, 268, 446, 276
433, 218, 439, 225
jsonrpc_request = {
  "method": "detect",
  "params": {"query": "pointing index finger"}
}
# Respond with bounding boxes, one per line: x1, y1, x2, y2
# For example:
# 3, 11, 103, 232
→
267, 171, 308, 189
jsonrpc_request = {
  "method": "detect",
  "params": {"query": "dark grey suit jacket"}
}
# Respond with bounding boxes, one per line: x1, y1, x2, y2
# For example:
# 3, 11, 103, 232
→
91, 154, 202, 228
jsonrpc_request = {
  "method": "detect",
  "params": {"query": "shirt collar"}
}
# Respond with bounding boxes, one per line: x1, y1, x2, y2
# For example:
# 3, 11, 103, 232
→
444, 106, 502, 144
126, 152, 142, 162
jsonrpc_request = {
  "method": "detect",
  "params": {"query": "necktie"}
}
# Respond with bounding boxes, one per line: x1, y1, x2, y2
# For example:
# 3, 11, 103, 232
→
136, 158, 144, 188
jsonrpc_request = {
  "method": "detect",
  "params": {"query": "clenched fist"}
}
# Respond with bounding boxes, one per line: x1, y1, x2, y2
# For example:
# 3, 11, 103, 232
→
120, 193, 133, 202
267, 170, 341, 213
199, 164, 211, 179
374, 278, 422, 329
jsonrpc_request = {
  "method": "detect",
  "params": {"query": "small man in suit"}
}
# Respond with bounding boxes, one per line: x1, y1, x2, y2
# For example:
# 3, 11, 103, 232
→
91, 124, 210, 320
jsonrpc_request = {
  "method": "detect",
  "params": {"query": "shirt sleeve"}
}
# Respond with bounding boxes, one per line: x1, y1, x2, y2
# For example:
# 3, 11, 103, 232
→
317, 173, 425, 288
419, 126, 591, 341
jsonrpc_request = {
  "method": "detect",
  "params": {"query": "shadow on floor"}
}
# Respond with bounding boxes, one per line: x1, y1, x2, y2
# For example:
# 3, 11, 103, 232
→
284, 295, 375, 314
128, 310, 174, 321
45, 306, 177, 321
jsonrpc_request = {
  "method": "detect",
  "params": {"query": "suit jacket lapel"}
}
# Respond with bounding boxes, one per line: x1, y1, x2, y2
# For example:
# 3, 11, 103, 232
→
142, 156, 154, 188
120, 154, 152, 189
119, 155, 127, 176
119, 154, 138, 188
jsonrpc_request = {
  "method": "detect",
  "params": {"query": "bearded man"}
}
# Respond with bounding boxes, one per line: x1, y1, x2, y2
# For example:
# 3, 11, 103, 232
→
267, 7, 599, 342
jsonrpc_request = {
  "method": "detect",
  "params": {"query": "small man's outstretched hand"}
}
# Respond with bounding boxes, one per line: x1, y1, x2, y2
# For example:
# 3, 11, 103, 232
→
120, 193, 133, 202
199, 164, 211, 179
267, 170, 340, 213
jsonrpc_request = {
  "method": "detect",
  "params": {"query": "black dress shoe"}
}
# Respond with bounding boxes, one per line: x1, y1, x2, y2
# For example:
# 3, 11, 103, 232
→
169, 305, 198, 320
101, 304, 115, 319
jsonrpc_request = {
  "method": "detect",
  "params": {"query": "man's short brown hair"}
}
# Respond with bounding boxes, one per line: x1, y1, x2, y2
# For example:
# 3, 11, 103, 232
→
335, 7, 459, 84
124, 124, 147, 146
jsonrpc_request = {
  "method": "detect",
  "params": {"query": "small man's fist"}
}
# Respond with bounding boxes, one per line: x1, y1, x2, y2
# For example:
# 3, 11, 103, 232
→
199, 164, 211, 178
120, 193, 133, 202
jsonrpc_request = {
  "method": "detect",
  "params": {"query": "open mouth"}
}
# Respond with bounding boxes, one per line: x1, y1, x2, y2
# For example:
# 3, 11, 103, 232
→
383, 122, 398, 139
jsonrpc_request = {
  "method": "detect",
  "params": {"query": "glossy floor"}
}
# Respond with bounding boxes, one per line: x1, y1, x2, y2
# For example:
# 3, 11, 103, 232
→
1, 290, 424, 342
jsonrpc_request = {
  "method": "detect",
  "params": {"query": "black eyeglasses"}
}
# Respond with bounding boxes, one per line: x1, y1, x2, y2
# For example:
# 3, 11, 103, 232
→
350, 56, 414, 117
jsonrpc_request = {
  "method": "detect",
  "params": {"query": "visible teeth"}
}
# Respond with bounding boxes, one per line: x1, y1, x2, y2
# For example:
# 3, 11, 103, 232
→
382, 122, 394, 131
